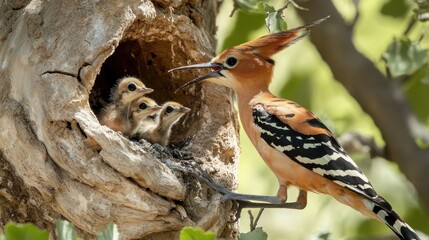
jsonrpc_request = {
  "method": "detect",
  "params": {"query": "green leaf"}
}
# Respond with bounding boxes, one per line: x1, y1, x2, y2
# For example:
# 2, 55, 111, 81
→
234, 0, 264, 12
382, 38, 428, 78
403, 67, 429, 123
96, 224, 119, 240
4, 222, 49, 240
179, 227, 215, 240
263, 4, 287, 33
239, 227, 268, 240
56, 220, 78, 240
380, 0, 410, 18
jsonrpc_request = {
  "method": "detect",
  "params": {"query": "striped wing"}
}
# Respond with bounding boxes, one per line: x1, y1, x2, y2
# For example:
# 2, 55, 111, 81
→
252, 103, 379, 200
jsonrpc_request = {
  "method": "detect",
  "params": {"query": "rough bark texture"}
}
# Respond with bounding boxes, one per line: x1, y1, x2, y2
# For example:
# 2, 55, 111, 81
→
0, 0, 240, 239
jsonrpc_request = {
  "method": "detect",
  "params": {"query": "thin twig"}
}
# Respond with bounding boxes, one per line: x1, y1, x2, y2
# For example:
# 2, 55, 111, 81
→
251, 208, 265, 230
339, 132, 386, 160
230, 0, 240, 17
277, 1, 292, 14
288, 0, 308, 11
403, 17, 417, 36
248, 210, 255, 230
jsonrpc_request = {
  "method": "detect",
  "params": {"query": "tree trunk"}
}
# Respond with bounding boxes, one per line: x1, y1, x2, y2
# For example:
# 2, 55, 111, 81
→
0, 0, 239, 239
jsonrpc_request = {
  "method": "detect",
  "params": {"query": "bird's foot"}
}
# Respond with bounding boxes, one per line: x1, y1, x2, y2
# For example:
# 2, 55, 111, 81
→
178, 160, 306, 223
221, 192, 283, 204
229, 199, 307, 223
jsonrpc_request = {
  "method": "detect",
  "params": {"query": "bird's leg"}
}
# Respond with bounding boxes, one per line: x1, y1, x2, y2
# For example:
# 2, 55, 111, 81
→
296, 189, 307, 208
189, 161, 283, 203
236, 189, 307, 209
188, 161, 307, 206
230, 189, 308, 222
277, 184, 288, 202
183, 161, 308, 222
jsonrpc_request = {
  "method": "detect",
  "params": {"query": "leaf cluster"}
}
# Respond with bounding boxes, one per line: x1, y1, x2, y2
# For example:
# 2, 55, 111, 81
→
0, 222, 270, 240
0, 221, 118, 240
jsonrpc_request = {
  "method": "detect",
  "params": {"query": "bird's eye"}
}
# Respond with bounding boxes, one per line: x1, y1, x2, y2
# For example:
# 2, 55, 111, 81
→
166, 106, 174, 114
139, 103, 147, 110
128, 83, 137, 91
225, 56, 238, 68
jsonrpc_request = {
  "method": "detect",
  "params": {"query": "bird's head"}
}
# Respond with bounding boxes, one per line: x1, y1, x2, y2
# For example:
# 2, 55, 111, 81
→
128, 96, 161, 121
114, 77, 154, 105
170, 17, 328, 93
159, 101, 191, 127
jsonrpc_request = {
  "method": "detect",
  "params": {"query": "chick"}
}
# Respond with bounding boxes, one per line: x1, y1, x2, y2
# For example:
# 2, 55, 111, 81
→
126, 96, 162, 138
142, 101, 191, 146
99, 77, 153, 133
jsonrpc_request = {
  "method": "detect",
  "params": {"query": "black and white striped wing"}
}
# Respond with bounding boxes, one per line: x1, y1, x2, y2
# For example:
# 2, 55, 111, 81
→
252, 105, 379, 200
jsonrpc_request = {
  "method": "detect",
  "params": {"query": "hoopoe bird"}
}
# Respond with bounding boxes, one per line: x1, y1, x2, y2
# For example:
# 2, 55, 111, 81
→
140, 101, 191, 146
99, 77, 153, 133
126, 96, 162, 139
170, 17, 420, 240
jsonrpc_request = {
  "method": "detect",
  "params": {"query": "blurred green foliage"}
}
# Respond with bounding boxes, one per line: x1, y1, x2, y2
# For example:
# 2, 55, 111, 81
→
239, 227, 268, 240
2, 223, 48, 240
216, 0, 429, 239
96, 224, 118, 240
179, 227, 215, 240
56, 220, 78, 240
1, 221, 118, 240
382, 38, 428, 78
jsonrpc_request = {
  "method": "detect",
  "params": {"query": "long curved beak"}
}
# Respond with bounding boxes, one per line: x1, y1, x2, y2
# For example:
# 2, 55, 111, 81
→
169, 62, 224, 92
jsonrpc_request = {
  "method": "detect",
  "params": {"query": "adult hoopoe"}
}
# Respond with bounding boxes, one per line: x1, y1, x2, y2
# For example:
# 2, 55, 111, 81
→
99, 77, 153, 133
140, 101, 191, 146
170, 17, 420, 240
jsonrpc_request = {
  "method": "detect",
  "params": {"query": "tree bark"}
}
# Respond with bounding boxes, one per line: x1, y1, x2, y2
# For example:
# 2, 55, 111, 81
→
0, 0, 239, 239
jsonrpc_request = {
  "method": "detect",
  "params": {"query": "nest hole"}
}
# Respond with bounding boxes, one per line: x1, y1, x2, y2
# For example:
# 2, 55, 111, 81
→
89, 38, 199, 144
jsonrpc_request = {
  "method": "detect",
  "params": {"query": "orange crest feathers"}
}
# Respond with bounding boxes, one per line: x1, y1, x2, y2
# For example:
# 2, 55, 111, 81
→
235, 16, 330, 59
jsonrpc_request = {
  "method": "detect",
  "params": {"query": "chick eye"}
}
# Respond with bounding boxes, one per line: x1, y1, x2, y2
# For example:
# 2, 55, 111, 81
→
225, 56, 238, 68
139, 103, 147, 110
166, 106, 174, 114
128, 83, 137, 91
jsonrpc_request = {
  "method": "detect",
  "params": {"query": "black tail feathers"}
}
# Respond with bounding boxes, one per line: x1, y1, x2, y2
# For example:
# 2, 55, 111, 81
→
365, 198, 420, 240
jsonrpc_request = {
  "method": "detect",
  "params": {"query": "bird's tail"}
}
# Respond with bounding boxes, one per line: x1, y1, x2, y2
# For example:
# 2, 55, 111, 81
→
364, 198, 420, 240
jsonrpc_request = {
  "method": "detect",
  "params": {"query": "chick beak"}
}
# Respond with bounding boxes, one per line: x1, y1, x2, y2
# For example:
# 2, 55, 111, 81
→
169, 62, 224, 92
140, 87, 154, 94
150, 105, 162, 113
180, 107, 191, 113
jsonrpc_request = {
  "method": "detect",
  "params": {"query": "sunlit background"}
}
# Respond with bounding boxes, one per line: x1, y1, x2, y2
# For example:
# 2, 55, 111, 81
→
215, 1, 429, 239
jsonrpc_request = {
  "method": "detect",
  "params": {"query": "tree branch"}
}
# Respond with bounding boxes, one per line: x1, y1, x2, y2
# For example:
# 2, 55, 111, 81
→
297, 2, 429, 211
339, 132, 386, 159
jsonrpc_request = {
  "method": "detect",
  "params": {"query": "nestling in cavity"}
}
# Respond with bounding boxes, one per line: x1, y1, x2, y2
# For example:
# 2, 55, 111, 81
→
125, 95, 162, 139
138, 101, 191, 146
99, 77, 153, 133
